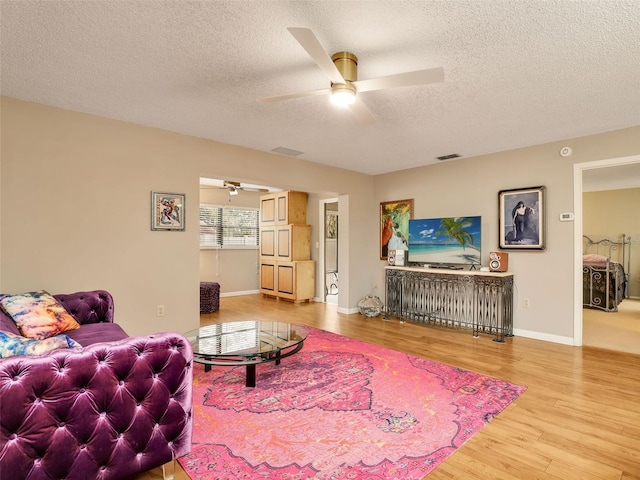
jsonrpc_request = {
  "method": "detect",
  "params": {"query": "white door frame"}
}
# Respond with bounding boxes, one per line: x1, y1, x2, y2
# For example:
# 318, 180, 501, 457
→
318, 197, 339, 303
573, 154, 640, 345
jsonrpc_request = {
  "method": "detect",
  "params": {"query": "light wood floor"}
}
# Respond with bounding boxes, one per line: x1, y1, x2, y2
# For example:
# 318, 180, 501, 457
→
136, 294, 640, 480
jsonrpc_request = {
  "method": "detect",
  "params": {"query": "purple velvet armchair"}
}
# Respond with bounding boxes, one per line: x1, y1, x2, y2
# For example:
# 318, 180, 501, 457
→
0, 290, 193, 480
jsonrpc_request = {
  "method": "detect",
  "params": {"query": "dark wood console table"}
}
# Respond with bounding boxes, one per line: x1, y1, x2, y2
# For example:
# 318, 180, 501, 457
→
384, 266, 514, 342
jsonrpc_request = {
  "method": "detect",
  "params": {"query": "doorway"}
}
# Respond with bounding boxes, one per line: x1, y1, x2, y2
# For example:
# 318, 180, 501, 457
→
573, 155, 640, 349
320, 198, 339, 305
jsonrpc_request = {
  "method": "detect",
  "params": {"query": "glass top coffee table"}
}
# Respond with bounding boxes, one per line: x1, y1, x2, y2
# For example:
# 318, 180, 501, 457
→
185, 320, 308, 387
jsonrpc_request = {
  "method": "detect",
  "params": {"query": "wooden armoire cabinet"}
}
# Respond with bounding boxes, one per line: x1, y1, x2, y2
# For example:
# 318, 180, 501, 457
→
259, 191, 315, 302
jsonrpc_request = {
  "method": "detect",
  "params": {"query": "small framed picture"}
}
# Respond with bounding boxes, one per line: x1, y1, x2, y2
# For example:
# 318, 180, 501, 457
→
499, 186, 545, 250
151, 191, 185, 231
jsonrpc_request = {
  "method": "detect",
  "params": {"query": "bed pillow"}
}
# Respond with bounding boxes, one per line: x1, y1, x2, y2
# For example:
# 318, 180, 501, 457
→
0, 330, 81, 358
583, 254, 608, 263
0, 290, 81, 340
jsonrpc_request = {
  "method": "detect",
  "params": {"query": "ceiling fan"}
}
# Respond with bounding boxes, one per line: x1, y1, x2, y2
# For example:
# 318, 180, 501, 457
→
258, 27, 445, 125
203, 180, 270, 196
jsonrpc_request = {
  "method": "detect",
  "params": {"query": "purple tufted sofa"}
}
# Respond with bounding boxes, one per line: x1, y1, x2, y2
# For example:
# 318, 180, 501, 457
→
0, 290, 193, 480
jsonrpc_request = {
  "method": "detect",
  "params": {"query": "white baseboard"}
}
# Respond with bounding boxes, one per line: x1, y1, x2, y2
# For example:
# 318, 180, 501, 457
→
220, 289, 259, 297
512, 328, 575, 346
339, 306, 360, 315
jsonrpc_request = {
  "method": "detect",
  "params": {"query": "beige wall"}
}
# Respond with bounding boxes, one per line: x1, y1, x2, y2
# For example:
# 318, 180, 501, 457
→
375, 127, 640, 342
0, 97, 375, 335
2, 96, 639, 343
583, 188, 640, 298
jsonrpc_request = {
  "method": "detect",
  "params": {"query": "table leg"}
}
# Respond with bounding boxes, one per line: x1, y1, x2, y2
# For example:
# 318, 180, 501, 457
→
246, 364, 256, 387
205, 364, 211, 372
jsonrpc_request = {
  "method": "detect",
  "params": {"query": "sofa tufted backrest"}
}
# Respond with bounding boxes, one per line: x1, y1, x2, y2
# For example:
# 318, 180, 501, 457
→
0, 332, 193, 480
54, 290, 114, 325
0, 290, 114, 334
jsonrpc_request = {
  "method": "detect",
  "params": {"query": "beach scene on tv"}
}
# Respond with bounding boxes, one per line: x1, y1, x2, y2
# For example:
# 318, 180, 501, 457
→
408, 216, 482, 265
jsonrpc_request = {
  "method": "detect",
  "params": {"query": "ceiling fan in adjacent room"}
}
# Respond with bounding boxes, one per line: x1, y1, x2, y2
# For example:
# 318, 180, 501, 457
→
258, 27, 445, 125
202, 180, 270, 196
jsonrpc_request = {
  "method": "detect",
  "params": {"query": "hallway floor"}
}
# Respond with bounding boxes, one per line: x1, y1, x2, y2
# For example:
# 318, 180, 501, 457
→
583, 298, 640, 355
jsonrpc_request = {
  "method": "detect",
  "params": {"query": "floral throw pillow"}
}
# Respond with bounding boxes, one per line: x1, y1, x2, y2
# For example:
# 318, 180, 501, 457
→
0, 330, 81, 358
0, 290, 81, 340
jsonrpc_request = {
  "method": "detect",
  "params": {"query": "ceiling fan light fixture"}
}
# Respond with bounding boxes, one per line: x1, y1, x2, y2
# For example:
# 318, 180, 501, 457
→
330, 83, 356, 107
228, 188, 239, 196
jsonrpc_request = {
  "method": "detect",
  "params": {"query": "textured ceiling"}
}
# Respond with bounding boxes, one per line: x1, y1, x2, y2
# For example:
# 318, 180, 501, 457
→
1, 0, 639, 176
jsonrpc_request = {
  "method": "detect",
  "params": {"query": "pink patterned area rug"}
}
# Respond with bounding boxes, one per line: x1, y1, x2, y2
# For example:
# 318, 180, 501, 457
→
179, 327, 526, 479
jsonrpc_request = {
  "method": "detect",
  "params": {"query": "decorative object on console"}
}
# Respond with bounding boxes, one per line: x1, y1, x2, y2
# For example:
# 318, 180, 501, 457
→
489, 251, 509, 272
387, 249, 396, 265
387, 249, 405, 266
499, 186, 546, 250
358, 295, 384, 317
380, 199, 413, 260
151, 191, 185, 231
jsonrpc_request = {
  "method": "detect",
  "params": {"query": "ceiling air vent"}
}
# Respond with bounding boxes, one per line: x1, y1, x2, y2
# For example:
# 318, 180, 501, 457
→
436, 153, 461, 161
271, 146, 304, 157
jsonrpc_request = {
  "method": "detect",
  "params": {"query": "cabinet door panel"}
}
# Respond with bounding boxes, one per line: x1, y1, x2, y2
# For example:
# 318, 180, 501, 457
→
261, 229, 275, 257
260, 196, 276, 225
277, 228, 291, 258
277, 194, 288, 224
260, 263, 275, 291
277, 265, 294, 294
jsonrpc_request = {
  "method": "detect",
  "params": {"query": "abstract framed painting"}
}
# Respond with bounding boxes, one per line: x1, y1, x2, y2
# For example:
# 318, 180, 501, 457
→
380, 199, 413, 260
151, 191, 185, 231
499, 186, 545, 250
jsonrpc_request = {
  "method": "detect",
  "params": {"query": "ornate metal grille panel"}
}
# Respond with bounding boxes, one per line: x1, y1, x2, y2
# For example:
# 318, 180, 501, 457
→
385, 267, 513, 342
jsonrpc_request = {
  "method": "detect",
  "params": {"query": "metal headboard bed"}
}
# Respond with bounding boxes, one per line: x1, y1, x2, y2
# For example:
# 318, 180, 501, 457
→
582, 234, 631, 312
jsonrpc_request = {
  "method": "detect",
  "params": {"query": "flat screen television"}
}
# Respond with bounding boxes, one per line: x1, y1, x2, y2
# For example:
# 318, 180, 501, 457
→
407, 216, 481, 267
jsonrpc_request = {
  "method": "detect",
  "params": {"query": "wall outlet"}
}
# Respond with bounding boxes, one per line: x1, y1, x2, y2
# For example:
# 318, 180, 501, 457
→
156, 305, 165, 317
523, 298, 530, 308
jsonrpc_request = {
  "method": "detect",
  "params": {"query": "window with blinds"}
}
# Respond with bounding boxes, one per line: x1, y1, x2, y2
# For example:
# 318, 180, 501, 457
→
199, 204, 259, 249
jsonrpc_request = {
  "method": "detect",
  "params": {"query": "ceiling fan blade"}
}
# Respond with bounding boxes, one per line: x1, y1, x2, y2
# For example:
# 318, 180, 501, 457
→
354, 67, 444, 93
348, 98, 377, 126
287, 27, 345, 85
258, 87, 330, 103
240, 187, 270, 193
